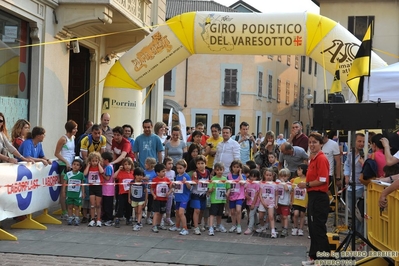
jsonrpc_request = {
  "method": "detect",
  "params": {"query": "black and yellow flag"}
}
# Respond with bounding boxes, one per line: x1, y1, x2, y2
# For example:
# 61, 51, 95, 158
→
346, 22, 373, 102
330, 62, 342, 93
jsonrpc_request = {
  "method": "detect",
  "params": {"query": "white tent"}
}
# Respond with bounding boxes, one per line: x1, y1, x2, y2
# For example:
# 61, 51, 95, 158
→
364, 62, 399, 107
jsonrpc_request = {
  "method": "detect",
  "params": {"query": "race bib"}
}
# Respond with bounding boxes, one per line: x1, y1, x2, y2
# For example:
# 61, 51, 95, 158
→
156, 183, 169, 197
123, 179, 133, 192
231, 182, 240, 193
68, 179, 81, 192
262, 186, 273, 199
88, 171, 100, 184
294, 187, 306, 200
197, 181, 208, 192
247, 188, 255, 200
215, 187, 226, 200
131, 185, 143, 199
277, 187, 284, 199
174, 182, 183, 194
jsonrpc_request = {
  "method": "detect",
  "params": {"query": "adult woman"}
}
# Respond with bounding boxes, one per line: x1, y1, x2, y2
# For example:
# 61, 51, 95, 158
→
0, 113, 33, 164
297, 132, 330, 265
122, 124, 134, 152
183, 143, 200, 172
165, 125, 187, 165
19, 126, 51, 165
369, 133, 386, 177
154, 121, 168, 161
256, 131, 280, 168
11, 119, 30, 150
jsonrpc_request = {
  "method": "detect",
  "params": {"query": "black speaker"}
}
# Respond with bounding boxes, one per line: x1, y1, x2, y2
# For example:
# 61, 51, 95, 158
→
312, 103, 396, 130
328, 93, 345, 103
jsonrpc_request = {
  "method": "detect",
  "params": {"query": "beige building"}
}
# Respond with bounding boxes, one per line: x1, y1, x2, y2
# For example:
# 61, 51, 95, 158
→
0, 0, 165, 156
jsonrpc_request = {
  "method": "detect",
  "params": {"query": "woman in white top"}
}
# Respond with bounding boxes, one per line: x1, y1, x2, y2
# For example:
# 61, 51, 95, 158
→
154, 121, 168, 162
54, 120, 78, 219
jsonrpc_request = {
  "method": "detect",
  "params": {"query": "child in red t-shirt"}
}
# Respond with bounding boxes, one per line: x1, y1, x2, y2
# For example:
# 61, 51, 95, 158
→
150, 163, 172, 233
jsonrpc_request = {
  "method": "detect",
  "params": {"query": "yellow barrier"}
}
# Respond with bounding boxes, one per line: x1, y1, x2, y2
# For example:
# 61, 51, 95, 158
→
367, 182, 399, 265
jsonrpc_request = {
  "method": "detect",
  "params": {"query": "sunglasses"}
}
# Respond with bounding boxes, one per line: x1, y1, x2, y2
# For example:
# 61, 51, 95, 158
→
0, 120, 4, 123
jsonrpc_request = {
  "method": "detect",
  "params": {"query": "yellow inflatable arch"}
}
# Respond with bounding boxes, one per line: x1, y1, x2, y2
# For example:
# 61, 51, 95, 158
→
102, 12, 386, 129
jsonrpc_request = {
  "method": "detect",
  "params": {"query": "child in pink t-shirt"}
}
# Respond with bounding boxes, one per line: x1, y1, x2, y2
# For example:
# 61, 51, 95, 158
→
244, 169, 261, 235
227, 160, 246, 234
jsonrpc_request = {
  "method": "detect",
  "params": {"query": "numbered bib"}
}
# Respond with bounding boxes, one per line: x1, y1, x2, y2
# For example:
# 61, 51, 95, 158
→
131, 185, 143, 199
247, 188, 255, 200
156, 183, 169, 197
262, 186, 273, 199
294, 187, 306, 200
68, 179, 81, 193
174, 182, 183, 194
88, 171, 100, 184
215, 187, 226, 200
277, 187, 284, 198
123, 179, 133, 192
197, 181, 208, 192
231, 182, 240, 193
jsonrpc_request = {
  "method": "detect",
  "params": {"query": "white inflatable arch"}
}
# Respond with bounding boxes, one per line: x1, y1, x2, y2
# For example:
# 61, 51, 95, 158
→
102, 12, 386, 129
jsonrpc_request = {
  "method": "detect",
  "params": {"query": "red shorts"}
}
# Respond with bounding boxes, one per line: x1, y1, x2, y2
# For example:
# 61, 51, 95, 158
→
277, 205, 290, 216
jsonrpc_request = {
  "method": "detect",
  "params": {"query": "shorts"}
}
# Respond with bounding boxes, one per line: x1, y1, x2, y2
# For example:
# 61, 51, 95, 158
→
66, 197, 82, 206
89, 186, 102, 197
131, 201, 145, 208
209, 203, 224, 216
292, 204, 307, 213
190, 199, 207, 210
147, 194, 153, 212
229, 199, 244, 209
277, 205, 290, 216
175, 201, 188, 210
258, 202, 275, 212
82, 200, 90, 209
58, 164, 67, 176
152, 199, 167, 214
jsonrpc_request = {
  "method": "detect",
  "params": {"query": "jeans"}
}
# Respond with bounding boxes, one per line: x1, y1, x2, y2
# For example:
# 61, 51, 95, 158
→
347, 187, 364, 236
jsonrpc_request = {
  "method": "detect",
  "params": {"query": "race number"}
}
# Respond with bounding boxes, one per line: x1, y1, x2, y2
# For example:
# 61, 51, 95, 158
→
68, 179, 81, 192
231, 183, 240, 193
123, 179, 133, 192
131, 185, 143, 199
215, 187, 226, 200
294, 187, 306, 200
197, 181, 208, 192
88, 171, 100, 184
156, 183, 169, 197
174, 182, 183, 194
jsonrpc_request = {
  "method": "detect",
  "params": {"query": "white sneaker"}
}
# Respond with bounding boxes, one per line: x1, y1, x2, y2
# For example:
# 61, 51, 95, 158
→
159, 224, 167, 230
166, 218, 175, 226
169, 225, 178, 231
146, 218, 153, 225
292, 228, 298, 236
179, 229, 189, 235
194, 227, 201, 235
200, 225, 206, 232
255, 226, 265, 233
302, 260, 315, 265
229, 225, 237, 233
218, 224, 227, 233
208, 227, 215, 236
298, 229, 304, 236
236, 225, 242, 234
271, 232, 277, 238
133, 224, 141, 231
88, 219, 95, 227
96, 220, 102, 227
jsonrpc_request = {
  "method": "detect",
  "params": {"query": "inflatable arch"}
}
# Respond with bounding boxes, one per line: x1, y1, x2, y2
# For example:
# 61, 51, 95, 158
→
103, 11, 386, 130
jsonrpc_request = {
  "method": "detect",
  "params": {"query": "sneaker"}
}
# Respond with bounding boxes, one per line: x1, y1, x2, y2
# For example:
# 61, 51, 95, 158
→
208, 227, 215, 236
271, 232, 277, 238
298, 229, 304, 236
244, 228, 253, 235
292, 228, 298, 236
152, 226, 159, 233
194, 227, 201, 235
281, 228, 288, 237
137, 223, 143, 228
61, 213, 69, 221
166, 218, 175, 226
88, 219, 95, 227
67, 216, 74, 225
255, 226, 266, 233
142, 212, 147, 219
133, 224, 141, 231
179, 229, 189, 235
160, 218, 165, 227
302, 259, 315, 265
226, 217, 232, 223
104, 220, 114, 227
218, 224, 227, 233
81, 217, 88, 223
236, 225, 242, 234
169, 225, 178, 231
126, 217, 133, 226
74, 217, 80, 226
229, 225, 237, 233
159, 224, 167, 230
146, 218, 153, 225
115, 219, 120, 228
96, 220, 102, 227
200, 225, 206, 232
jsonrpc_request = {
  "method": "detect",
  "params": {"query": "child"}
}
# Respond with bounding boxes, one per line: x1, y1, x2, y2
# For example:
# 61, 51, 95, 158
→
113, 157, 134, 228
162, 156, 176, 227
190, 155, 211, 235
244, 169, 261, 235
276, 168, 292, 237
63, 159, 85, 226
256, 167, 278, 238
227, 160, 246, 234
151, 163, 172, 233
268, 153, 279, 168
207, 162, 230, 236
101, 152, 114, 226
144, 157, 157, 225
291, 164, 308, 236
83, 152, 104, 227
129, 167, 148, 231
169, 159, 192, 235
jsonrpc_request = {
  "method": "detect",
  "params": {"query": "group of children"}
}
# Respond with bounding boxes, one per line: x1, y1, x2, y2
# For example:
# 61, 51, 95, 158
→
62, 152, 310, 238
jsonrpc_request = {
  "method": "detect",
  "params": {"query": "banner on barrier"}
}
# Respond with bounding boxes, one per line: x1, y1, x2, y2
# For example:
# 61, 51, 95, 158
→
0, 162, 60, 221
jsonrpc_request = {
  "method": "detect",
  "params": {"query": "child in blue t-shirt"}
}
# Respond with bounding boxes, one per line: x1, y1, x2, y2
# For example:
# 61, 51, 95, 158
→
129, 167, 148, 231
143, 157, 157, 225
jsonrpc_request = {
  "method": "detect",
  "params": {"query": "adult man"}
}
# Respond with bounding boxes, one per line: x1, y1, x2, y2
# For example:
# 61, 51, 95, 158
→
232, 121, 257, 163
288, 121, 308, 152
111, 126, 135, 165
344, 133, 365, 236
278, 142, 308, 178
80, 124, 107, 161
276, 134, 286, 146
322, 131, 342, 194
133, 119, 164, 168
204, 123, 223, 172
187, 122, 209, 146
214, 126, 240, 176
86, 113, 113, 152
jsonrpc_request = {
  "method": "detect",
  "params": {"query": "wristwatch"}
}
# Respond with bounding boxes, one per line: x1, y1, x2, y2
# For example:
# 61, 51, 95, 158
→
306, 182, 310, 188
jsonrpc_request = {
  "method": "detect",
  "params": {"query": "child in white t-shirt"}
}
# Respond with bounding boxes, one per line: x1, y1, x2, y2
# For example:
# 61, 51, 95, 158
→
162, 157, 176, 228
276, 168, 292, 237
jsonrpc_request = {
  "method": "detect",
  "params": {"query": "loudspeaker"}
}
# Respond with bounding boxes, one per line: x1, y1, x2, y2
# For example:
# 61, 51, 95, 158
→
328, 93, 345, 103
312, 103, 396, 130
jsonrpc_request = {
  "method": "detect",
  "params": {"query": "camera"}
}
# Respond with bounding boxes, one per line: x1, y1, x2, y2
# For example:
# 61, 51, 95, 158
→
359, 149, 365, 158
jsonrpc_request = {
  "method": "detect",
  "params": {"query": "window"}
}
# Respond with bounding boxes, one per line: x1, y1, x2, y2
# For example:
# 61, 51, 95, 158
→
163, 70, 172, 91
295, 56, 299, 69
275, 121, 280, 135
268, 74, 273, 99
277, 78, 281, 103
308, 58, 312, 75
286, 81, 290, 105
257, 71, 263, 97
348, 16, 375, 41
313, 90, 317, 104
293, 83, 299, 107
300, 86, 304, 108
314, 61, 317, 77
307, 88, 312, 108
223, 115, 236, 135
195, 114, 207, 132
287, 55, 291, 66
221, 67, 240, 106
277, 55, 282, 62
301, 56, 306, 72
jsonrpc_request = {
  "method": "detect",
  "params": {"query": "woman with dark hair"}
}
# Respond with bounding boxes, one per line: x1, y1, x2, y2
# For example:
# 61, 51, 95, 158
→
183, 143, 200, 172
165, 125, 187, 164
122, 124, 135, 152
0, 112, 33, 164
11, 119, 30, 150
370, 133, 386, 177
19, 126, 51, 165
256, 130, 280, 168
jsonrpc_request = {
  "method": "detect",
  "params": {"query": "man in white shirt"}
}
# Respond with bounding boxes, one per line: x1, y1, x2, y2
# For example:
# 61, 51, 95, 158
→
276, 134, 286, 146
214, 126, 240, 176
322, 131, 342, 194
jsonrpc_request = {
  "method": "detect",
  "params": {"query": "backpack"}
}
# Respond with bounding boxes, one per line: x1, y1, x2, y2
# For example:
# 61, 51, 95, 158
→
359, 155, 378, 186
75, 134, 93, 157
